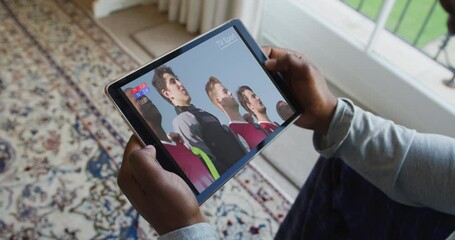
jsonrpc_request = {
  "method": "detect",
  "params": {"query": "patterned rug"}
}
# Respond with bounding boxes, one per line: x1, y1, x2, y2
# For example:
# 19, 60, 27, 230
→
0, 0, 291, 238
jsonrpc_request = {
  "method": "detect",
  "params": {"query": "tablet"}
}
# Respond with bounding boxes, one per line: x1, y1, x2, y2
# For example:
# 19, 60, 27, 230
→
105, 19, 300, 204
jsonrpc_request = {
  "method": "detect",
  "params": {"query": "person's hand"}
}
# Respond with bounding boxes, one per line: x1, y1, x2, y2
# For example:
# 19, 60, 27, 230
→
262, 46, 337, 134
117, 135, 205, 235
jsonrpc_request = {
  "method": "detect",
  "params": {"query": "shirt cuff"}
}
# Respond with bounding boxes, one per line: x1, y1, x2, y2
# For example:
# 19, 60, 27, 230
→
158, 223, 218, 240
313, 98, 355, 157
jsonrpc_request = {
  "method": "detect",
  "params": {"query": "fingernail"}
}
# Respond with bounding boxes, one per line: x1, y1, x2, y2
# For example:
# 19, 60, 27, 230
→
144, 145, 154, 149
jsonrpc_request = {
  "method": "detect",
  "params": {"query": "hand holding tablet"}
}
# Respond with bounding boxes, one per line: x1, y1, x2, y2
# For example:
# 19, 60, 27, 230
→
119, 136, 205, 236
262, 47, 337, 134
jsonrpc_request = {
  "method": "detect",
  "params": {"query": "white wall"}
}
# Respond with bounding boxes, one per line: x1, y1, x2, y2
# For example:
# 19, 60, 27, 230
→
93, 0, 155, 18
259, 0, 455, 137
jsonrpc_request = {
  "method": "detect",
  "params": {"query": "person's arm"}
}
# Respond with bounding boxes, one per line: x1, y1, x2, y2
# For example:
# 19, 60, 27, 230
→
314, 98, 455, 215
173, 112, 215, 158
263, 46, 455, 215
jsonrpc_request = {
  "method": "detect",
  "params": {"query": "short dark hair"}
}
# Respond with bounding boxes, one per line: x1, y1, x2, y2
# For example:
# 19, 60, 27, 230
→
236, 85, 254, 116
152, 65, 178, 104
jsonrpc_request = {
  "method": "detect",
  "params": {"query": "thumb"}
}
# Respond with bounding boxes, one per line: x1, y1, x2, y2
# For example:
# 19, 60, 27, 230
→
261, 46, 272, 57
264, 54, 292, 72
128, 145, 166, 189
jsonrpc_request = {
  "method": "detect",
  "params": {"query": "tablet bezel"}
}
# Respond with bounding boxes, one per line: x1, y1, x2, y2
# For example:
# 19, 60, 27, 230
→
105, 19, 301, 204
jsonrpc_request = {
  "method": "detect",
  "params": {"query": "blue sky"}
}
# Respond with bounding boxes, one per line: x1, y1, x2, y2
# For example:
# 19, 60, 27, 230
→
122, 27, 288, 133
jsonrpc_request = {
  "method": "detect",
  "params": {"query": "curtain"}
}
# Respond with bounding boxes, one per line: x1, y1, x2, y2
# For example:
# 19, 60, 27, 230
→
156, 0, 263, 37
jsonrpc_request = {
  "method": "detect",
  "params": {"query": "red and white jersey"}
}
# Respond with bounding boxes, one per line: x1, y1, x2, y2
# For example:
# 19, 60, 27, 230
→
162, 141, 214, 193
229, 121, 268, 150
258, 121, 278, 134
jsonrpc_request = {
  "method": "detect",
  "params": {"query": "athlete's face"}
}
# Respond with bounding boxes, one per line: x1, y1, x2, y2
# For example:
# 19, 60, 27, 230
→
162, 73, 191, 106
276, 101, 294, 121
243, 89, 265, 114
213, 83, 238, 109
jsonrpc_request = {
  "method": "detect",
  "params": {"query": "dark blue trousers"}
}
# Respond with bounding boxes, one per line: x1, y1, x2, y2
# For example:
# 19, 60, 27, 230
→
275, 157, 455, 240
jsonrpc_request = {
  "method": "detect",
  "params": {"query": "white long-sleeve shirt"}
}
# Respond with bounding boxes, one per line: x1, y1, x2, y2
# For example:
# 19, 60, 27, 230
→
315, 98, 455, 214
159, 98, 455, 239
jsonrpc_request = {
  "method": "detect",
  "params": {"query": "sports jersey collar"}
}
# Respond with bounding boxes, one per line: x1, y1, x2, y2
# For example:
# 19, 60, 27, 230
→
258, 121, 275, 125
229, 120, 249, 124
175, 104, 197, 114
161, 140, 177, 146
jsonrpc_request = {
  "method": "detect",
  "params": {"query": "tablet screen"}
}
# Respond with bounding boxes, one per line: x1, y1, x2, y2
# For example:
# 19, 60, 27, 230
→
113, 23, 297, 203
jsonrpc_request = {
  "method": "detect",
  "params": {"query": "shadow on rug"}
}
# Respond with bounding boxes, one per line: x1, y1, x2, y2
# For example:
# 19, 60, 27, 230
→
0, 0, 291, 238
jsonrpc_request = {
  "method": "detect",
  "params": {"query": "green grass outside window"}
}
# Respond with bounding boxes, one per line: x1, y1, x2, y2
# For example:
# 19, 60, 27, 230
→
344, 0, 448, 48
